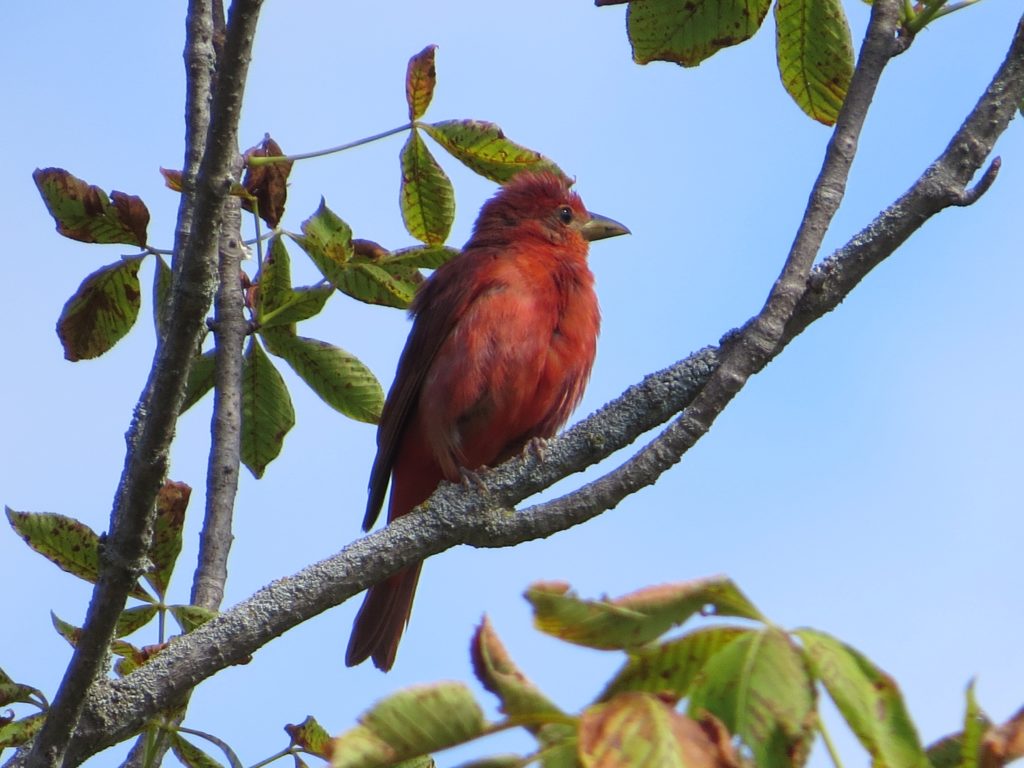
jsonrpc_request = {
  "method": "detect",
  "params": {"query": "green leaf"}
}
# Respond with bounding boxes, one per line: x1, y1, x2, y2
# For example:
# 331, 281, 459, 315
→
386, 245, 460, 269
33, 167, 149, 246
6, 509, 152, 601
526, 577, 764, 650
257, 236, 332, 328
286, 716, 334, 760
400, 129, 455, 245
171, 734, 226, 768
422, 120, 562, 183
600, 625, 749, 701
627, 0, 773, 67
797, 629, 929, 768
153, 254, 173, 339
471, 618, 574, 750
0, 712, 45, 749
294, 199, 355, 286
241, 337, 295, 478
57, 256, 144, 361
51, 612, 84, 647
114, 604, 159, 638
169, 604, 219, 633
688, 628, 816, 768
0, 668, 46, 710
182, 350, 217, 413
332, 683, 487, 768
144, 480, 191, 598
6, 508, 101, 584
775, 0, 854, 125
291, 203, 420, 308
334, 260, 420, 309
263, 332, 383, 424
580, 693, 738, 768
406, 45, 438, 121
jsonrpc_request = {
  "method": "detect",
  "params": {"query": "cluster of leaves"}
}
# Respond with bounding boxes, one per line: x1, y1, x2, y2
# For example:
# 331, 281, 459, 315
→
594, 0, 975, 125
327, 578, 1024, 768
0, 482, 219, 756
31, 45, 564, 478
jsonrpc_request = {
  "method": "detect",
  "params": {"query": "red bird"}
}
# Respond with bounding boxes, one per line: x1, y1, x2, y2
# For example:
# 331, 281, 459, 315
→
346, 171, 628, 671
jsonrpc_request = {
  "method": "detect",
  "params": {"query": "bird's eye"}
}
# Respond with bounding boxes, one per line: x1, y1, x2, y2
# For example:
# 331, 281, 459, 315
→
558, 206, 573, 225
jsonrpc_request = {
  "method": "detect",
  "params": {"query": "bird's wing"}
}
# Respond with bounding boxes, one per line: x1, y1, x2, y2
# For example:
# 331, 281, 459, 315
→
363, 253, 496, 531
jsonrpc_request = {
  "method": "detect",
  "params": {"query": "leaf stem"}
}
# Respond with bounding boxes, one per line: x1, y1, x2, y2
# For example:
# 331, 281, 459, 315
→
247, 122, 413, 165
818, 716, 845, 768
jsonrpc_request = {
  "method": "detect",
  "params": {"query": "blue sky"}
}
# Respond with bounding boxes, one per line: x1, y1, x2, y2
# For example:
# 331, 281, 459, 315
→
1, 2, 1021, 766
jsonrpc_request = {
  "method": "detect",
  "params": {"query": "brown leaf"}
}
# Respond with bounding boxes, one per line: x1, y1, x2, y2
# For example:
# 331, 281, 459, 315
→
33, 168, 150, 247
579, 692, 739, 768
160, 167, 184, 192
982, 706, 1024, 768
406, 44, 438, 121
243, 134, 292, 227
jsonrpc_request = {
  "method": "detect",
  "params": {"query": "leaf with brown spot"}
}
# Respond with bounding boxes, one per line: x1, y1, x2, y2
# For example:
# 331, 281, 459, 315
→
580, 692, 739, 768
241, 337, 295, 478
263, 332, 383, 424
332, 683, 486, 768
600, 626, 749, 702
243, 134, 293, 227
0, 668, 46, 710
386, 244, 460, 269
286, 716, 334, 760
144, 480, 191, 598
0, 713, 45, 749
6, 508, 152, 601
33, 167, 149, 246
422, 120, 563, 183
689, 628, 817, 768
627, 0, 773, 67
256, 235, 332, 329
526, 577, 763, 651
400, 128, 454, 245
472, 617, 573, 751
798, 629, 928, 768
57, 256, 144, 361
406, 45, 438, 121
170, 734, 224, 768
114, 604, 159, 638
775, 0, 854, 125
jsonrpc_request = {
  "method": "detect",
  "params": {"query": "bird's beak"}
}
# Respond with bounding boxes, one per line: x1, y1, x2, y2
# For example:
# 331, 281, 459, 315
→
581, 212, 630, 242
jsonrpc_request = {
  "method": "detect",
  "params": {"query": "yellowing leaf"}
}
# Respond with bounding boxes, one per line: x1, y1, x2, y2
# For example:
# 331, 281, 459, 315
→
627, 0, 772, 67
400, 129, 454, 245
57, 256, 144, 361
688, 628, 816, 768
33, 167, 149, 246
406, 45, 438, 121
422, 120, 562, 183
526, 577, 763, 650
798, 629, 929, 768
775, 0, 854, 124
580, 693, 738, 768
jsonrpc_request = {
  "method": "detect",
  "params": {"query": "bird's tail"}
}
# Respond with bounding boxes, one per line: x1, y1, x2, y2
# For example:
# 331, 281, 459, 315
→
345, 563, 423, 671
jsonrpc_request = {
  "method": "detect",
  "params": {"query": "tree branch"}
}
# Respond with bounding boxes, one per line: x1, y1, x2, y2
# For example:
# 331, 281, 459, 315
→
10, 9, 1022, 768
12, 2, 263, 768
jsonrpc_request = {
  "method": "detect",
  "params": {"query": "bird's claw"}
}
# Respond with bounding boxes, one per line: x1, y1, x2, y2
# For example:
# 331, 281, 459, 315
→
523, 436, 549, 463
459, 467, 489, 494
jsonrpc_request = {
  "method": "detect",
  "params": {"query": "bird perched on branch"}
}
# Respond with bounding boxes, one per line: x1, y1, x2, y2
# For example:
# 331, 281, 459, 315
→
346, 170, 629, 671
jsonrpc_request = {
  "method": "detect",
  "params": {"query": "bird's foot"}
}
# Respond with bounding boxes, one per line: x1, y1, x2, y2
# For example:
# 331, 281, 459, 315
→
523, 436, 549, 463
459, 467, 490, 494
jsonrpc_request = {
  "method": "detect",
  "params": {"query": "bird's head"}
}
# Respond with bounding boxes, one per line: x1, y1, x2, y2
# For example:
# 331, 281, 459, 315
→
470, 170, 629, 251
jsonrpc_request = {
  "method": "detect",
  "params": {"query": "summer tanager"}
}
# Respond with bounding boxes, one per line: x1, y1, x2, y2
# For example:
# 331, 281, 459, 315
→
346, 170, 629, 671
